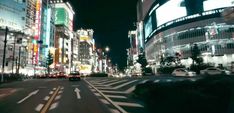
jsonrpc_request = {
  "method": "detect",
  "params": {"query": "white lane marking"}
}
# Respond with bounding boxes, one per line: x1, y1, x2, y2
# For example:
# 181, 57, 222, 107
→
110, 109, 120, 113
100, 99, 110, 104
106, 95, 127, 99
71, 85, 79, 87
113, 80, 138, 89
17, 90, 39, 104
154, 80, 160, 83
35, 104, 44, 111
139, 80, 148, 84
84, 79, 128, 113
60, 87, 64, 90
99, 79, 120, 84
90, 88, 96, 92
94, 93, 101, 97
44, 96, 50, 101
55, 95, 61, 100
166, 79, 172, 82
106, 80, 128, 86
58, 91, 63, 94
49, 102, 58, 110
53, 88, 56, 90
125, 86, 136, 93
74, 88, 81, 99
115, 102, 144, 107
49, 91, 54, 94
99, 90, 126, 94
94, 79, 115, 83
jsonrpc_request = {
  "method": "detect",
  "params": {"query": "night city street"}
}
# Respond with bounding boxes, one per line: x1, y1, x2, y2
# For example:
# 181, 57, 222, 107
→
1, 0, 234, 113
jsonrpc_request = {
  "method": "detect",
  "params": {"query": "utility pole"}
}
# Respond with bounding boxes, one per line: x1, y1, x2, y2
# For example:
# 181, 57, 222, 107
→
17, 46, 21, 74
1, 27, 8, 82
12, 35, 16, 74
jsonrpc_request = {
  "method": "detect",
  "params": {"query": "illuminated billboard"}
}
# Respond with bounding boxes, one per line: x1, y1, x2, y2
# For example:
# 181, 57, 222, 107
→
156, 0, 187, 27
55, 8, 69, 27
144, 16, 153, 38
204, 0, 234, 11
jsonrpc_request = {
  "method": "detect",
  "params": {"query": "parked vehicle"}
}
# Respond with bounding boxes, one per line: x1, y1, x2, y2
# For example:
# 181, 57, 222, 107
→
200, 67, 231, 75
172, 68, 196, 76
68, 71, 81, 81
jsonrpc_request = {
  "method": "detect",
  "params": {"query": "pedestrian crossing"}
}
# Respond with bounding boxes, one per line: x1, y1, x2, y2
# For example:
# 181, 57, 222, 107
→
85, 76, 199, 113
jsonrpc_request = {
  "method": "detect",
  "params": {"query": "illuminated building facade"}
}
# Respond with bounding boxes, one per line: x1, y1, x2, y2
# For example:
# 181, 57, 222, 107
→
77, 29, 95, 75
138, 0, 234, 72
52, 0, 74, 73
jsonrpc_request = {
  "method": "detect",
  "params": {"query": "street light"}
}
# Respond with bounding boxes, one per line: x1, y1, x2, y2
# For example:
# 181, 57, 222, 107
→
105, 46, 110, 52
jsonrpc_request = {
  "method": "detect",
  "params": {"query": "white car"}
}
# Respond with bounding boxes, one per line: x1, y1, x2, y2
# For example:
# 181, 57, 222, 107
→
172, 68, 196, 76
200, 67, 231, 75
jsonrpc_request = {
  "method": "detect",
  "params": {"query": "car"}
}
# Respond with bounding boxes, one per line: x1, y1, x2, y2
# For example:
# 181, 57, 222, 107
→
200, 67, 231, 75
57, 72, 66, 78
68, 71, 81, 81
172, 68, 196, 76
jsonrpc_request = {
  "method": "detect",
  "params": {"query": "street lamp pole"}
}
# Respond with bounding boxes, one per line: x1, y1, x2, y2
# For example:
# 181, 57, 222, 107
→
17, 46, 21, 74
12, 35, 16, 74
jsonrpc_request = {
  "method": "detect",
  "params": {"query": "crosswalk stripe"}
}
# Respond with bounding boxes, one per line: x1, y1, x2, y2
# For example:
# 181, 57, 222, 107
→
99, 90, 126, 94
106, 80, 128, 86
114, 80, 138, 89
106, 95, 127, 99
92, 79, 113, 83
154, 80, 160, 83
139, 80, 148, 84
49, 102, 58, 110
125, 86, 136, 93
115, 102, 144, 107
98, 79, 120, 84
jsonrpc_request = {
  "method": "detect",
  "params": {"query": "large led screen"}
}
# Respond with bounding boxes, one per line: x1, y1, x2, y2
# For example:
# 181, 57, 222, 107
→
204, 0, 234, 11
156, 0, 187, 27
144, 16, 153, 38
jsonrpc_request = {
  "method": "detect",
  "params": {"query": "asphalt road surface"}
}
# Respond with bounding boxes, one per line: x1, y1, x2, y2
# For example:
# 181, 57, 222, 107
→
0, 76, 200, 113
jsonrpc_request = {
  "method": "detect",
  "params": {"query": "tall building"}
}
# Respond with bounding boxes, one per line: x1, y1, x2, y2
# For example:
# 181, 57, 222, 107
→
51, 0, 74, 73
77, 29, 95, 75
137, 0, 234, 72
0, 0, 28, 73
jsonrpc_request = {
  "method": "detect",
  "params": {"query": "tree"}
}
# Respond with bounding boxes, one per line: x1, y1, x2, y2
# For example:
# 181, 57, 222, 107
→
46, 51, 53, 75
191, 44, 202, 65
137, 52, 148, 70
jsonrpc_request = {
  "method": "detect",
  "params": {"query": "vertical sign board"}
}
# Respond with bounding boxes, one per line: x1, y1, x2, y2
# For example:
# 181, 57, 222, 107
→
34, 0, 42, 64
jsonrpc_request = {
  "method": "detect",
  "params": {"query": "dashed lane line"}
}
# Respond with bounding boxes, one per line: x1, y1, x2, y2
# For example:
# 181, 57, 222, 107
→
35, 104, 44, 112
40, 86, 60, 113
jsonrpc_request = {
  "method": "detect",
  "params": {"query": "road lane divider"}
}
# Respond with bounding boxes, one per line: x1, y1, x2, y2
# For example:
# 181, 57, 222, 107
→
40, 86, 60, 113
17, 90, 39, 104
84, 79, 128, 113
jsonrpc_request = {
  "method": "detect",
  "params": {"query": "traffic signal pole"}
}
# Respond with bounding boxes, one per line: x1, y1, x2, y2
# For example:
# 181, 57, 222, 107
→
1, 27, 8, 82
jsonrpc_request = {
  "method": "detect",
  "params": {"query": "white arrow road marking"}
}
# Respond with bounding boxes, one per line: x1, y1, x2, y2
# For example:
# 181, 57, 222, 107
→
74, 88, 81, 99
17, 90, 39, 104
49, 102, 58, 110
35, 104, 44, 111
44, 96, 50, 101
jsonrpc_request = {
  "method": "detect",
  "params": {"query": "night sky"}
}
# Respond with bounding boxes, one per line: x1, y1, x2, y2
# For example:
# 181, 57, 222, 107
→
67, 0, 138, 70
